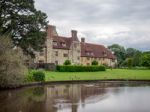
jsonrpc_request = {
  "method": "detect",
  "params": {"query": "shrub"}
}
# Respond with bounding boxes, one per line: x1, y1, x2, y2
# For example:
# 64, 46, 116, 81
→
33, 71, 45, 82
63, 60, 71, 65
57, 65, 106, 72
0, 35, 27, 88
91, 60, 98, 65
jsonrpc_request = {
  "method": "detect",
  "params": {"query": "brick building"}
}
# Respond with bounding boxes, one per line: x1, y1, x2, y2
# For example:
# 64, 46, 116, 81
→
34, 25, 117, 67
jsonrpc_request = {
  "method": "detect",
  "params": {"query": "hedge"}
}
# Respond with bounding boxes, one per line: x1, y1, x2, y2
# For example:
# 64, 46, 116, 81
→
56, 65, 106, 72
33, 71, 45, 82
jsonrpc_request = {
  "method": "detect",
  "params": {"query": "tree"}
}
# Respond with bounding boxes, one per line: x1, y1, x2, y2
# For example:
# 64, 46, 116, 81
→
126, 58, 133, 68
141, 52, 150, 67
132, 51, 142, 66
64, 60, 71, 65
91, 60, 98, 65
126, 48, 138, 58
108, 44, 126, 66
0, 35, 27, 88
0, 0, 48, 56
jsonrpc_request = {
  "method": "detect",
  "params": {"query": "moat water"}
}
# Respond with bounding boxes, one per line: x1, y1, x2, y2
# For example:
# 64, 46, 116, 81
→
1, 82, 150, 112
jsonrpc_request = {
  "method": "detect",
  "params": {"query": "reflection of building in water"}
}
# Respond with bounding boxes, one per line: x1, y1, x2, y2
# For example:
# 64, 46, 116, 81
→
0, 83, 121, 112
45, 84, 108, 112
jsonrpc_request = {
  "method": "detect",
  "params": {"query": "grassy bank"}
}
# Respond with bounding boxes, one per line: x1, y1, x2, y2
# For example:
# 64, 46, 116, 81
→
43, 69, 150, 81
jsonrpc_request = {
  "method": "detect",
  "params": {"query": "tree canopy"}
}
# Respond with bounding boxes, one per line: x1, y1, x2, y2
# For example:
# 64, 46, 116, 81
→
108, 44, 150, 68
108, 44, 126, 66
0, 0, 48, 56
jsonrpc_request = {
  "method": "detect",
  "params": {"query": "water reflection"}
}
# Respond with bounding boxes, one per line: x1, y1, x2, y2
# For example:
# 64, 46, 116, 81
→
0, 82, 150, 112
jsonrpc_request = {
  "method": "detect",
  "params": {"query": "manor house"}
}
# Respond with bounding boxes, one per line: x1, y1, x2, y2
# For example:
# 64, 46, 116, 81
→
34, 25, 117, 67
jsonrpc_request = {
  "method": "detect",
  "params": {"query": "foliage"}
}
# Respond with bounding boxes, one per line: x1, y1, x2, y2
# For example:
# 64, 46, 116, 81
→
0, 0, 48, 56
126, 48, 139, 58
63, 60, 71, 65
108, 44, 150, 68
33, 71, 45, 82
132, 51, 142, 66
141, 52, 150, 67
0, 35, 27, 88
24, 70, 34, 82
91, 60, 98, 65
108, 44, 126, 66
57, 65, 106, 72
126, 58, 133, 68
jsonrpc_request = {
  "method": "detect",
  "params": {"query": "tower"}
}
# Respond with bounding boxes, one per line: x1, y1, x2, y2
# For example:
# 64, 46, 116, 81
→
70, 30, 81, 65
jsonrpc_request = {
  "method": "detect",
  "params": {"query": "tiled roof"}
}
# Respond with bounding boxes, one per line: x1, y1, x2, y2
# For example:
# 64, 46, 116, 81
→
81, 42, 116, 59
47, 24, 116, 59
52, 36, 72, 49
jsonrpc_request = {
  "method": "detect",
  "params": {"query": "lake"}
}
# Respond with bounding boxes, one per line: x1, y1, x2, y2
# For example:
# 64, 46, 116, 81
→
0, 82, 150, 112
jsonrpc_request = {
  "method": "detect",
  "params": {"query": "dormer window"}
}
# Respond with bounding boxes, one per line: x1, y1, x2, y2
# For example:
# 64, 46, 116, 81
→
86, 51, 93, 56
61, 42, 66, 47
86, 52, 90, 55
53, 41, 57, 46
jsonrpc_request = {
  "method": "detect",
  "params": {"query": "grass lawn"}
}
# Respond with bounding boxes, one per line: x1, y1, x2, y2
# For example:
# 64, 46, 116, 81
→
44, 69, 150, 81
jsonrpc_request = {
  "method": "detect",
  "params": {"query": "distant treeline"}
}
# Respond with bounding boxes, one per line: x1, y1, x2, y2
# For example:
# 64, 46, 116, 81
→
108, 44, 150, 68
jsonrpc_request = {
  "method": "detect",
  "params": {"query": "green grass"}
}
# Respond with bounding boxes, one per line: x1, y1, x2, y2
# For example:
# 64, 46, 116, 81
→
44, 69, 150, 81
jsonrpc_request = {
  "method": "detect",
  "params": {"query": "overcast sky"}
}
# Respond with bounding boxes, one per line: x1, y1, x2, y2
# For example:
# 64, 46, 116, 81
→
35, 0, 150, 51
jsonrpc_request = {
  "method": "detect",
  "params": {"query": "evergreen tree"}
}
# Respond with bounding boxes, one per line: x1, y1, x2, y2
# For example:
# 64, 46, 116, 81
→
0, 0, 48, 56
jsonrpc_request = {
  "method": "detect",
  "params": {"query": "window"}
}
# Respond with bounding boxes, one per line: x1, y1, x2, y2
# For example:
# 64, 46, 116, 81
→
53, 41, 57, 46
87, 57, 90, 60
63, 53, 68, 57
55, 60, 58, 65
61, 42, 66, 47
77, 57, 80, 60
86, 51, 93, 56
39, 60, 44, 63
55, 51, 58, 56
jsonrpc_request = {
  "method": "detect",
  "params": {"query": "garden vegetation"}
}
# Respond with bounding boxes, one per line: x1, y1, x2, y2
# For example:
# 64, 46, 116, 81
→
0, 36, 27, 88
57, 65, 106, 72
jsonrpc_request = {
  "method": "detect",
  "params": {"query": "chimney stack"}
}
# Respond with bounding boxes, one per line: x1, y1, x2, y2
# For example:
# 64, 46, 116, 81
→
81, 37, 85, 43
47, 25, 57, 38
71, 30, 79, 41
71, 30, 77, 38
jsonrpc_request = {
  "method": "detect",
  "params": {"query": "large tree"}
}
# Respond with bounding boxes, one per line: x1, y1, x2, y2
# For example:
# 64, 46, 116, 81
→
0, 0, 48, 56
108, 44, 126, 66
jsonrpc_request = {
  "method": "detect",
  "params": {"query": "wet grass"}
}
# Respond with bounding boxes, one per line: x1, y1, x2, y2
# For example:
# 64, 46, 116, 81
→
44, 69, 150, 81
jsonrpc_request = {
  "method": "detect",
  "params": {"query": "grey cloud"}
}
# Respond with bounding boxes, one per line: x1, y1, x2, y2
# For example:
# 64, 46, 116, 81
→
35, 0, 150, 51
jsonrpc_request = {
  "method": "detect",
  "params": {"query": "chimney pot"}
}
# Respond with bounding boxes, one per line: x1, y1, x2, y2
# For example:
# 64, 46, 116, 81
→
81, 37, 85, 43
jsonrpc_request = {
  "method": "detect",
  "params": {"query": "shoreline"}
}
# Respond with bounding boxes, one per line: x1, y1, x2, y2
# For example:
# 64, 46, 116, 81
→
1, 79, 150, 90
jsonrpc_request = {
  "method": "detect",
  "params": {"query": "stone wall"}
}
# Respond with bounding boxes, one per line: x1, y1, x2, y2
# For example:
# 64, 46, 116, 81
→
69, 41, 81, 65
81, 57, 117, 67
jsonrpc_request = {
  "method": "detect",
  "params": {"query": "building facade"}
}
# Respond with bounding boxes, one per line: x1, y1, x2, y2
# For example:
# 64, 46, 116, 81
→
34, 25, 117, 67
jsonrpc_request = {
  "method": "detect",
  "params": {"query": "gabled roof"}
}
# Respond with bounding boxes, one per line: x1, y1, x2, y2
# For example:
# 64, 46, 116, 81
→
81, 42, 116, 59
52, 36, 73, 49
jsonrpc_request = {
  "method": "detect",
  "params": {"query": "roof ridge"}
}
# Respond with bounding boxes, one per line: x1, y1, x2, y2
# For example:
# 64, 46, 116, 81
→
53, 35, 72, 39
81, 42, 105, 47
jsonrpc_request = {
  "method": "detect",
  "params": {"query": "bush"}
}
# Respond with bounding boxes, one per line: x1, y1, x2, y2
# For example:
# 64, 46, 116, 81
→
57, 65, 106, 72
91, 60, 98, 65
33, 71, 45, 82
0, 35, 27, 88
63, 60, 71, 65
